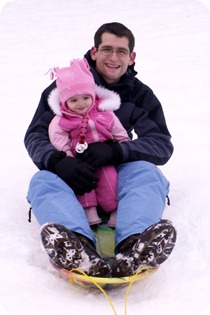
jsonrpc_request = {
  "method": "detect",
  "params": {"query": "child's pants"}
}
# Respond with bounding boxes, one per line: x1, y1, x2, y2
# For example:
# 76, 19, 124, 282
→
77, 166, 118, 212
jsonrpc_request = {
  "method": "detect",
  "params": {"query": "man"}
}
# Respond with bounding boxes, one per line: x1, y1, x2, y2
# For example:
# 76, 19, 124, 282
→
25, 22, 176, 278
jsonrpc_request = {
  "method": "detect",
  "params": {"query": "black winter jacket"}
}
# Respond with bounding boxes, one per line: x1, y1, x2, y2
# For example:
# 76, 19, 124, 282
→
24, 50, 173, 170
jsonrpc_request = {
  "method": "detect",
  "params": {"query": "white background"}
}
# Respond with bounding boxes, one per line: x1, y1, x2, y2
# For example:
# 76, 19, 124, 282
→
0, 1, 210, 314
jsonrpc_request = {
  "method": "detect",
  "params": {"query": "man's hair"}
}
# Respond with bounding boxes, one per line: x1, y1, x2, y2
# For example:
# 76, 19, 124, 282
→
94, 22, 135, 52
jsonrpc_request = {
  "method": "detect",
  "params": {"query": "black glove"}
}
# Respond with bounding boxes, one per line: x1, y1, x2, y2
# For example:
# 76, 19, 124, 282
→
48, 152, 99, 195
76, 141, 124, 169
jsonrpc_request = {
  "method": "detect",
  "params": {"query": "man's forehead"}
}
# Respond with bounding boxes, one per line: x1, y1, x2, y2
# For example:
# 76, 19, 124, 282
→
100, 32, 129, 47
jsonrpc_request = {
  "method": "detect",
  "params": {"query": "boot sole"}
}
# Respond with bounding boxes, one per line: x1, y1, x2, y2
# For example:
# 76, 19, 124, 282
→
112, 220, 177, 277
135, 220, 177, 267
41, 223, 111, 277
41, 223, 84, 270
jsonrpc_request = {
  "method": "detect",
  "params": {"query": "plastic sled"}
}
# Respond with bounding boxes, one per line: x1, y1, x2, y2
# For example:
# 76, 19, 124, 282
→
51, 225, 158, 290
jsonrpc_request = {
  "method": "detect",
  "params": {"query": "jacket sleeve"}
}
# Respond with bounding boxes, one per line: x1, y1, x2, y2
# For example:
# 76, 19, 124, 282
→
117, 81, 174, 166
109, 112, 131, 143
49, 116, 74, 157
24, 81, 63, 170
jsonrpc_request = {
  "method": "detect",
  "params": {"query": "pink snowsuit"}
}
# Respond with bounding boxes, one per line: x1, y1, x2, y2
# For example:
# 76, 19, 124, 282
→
48, 85, 130, 212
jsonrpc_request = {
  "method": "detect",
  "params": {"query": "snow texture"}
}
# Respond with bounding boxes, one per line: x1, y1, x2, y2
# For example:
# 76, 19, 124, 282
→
0, 0, 210, 314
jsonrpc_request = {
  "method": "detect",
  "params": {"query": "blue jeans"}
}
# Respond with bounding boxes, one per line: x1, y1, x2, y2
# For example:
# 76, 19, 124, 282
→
27, 161, 170, 248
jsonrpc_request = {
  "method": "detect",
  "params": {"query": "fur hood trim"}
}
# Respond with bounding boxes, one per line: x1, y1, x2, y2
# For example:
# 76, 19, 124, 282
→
48, 84, 121, 116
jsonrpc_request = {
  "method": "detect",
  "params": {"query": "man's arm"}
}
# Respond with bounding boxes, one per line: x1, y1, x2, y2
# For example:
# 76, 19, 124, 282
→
24, 81, 57, 170
121, 81, 173, 165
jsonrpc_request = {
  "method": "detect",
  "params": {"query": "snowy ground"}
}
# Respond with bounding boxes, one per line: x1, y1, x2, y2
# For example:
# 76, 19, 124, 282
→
0, 1, 210, 314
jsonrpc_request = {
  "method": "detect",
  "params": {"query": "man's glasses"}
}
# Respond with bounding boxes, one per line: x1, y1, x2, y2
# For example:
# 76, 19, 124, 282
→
98, 47, 129, 57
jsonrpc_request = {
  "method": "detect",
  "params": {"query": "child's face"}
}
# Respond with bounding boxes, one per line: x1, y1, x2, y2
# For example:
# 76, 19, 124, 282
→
66, 94, 92, 115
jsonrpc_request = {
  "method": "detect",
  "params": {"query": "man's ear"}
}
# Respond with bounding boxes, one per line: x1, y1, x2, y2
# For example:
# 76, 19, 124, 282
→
90, 47, 97, 60
128, 51, 136, 66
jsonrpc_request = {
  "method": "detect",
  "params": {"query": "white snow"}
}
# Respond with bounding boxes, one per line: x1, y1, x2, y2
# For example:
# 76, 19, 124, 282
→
0, 1, 210, 315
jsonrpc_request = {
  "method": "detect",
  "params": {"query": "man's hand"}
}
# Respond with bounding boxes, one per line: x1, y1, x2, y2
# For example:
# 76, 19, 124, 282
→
77, 141, 124, 169
52, 156, 99, 195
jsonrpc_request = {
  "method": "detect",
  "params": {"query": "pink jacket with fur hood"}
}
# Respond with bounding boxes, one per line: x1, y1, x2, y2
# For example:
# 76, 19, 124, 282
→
48, 85, 130, 157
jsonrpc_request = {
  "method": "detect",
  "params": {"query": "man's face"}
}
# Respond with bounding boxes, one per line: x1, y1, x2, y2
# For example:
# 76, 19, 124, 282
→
90, 32, 136, 84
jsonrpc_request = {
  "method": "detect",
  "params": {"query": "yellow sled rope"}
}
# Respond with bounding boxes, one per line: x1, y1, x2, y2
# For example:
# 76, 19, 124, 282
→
69, 266, 156, 315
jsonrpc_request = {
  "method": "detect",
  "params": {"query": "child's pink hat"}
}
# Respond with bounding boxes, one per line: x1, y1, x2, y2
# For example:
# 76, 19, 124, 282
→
56, 58, 95, 105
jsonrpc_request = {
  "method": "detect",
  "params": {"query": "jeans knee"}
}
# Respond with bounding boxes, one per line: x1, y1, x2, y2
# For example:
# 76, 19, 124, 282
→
30, 170, 55, 183
117, 161, 155, 177
117, 161, 170, 194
